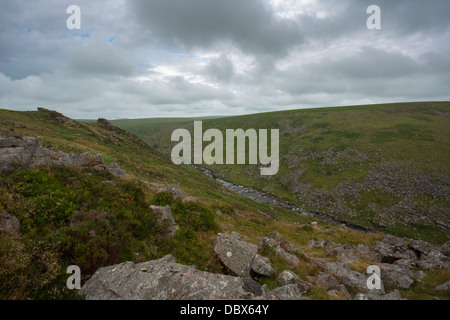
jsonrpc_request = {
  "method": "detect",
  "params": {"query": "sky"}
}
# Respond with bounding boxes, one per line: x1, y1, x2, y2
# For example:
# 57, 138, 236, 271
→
0, 0, 449, 119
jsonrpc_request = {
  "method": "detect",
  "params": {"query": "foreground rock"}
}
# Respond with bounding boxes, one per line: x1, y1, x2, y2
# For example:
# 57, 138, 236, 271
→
81, 255, 264, 300
214, 233, 258, 277
81, 255, 312, 300
0, 136, 126, 178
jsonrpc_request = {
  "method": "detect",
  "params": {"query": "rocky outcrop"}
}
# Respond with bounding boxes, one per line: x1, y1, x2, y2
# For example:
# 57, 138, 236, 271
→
324, 262, 385, 295
80, 255, 314, 300
214, 233, 258, 277
150, 205, 179, 238
374, 235, 449, 271
374, 235, 415, 264
0, 136, 126, 178
80, 255, 264, 300
0, 213, 20, 238
375, 263, 414, 290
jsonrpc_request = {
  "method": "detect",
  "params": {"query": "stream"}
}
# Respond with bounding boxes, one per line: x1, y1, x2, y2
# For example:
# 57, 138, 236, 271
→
192, 165, 373, 233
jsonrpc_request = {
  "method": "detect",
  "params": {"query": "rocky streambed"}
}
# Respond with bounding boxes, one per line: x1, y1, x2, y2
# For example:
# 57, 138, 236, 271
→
192, 165, 372, 233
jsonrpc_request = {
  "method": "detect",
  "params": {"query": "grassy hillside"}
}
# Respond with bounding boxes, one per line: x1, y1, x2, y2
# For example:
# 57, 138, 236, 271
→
1, 107, 391, 299
113, 102, 450, 245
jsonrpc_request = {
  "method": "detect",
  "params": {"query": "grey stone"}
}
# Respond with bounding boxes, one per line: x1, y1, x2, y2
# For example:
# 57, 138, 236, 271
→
214, 233, 258, 277
0, 136, 127, 178
260, 237, 279, 249
150, 205, 179, 238
276, 270, 301, 286
376, 263, 414, 289
315, 272, 341, 291
267, 284, 311, 300
434, 280, 450, 291
325, 244, 357, 262
276, 270, 311, 293
0, 213, 20, 237
107, 162, 126, 178
80, 255, 264, 300
325, 262, 385, 295
275, 247, 300, 266
251, 254, 275, 277
374, 235, 416, 264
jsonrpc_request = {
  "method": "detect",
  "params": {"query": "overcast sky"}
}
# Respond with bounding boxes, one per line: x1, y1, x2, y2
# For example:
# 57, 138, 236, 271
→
0, 0, 449, 119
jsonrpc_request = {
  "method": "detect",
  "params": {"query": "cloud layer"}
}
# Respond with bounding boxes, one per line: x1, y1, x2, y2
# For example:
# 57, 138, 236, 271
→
0, 0, 449, 119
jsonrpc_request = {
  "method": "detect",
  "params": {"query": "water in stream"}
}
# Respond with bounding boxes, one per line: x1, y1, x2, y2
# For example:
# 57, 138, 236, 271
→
193, 165, 372, 233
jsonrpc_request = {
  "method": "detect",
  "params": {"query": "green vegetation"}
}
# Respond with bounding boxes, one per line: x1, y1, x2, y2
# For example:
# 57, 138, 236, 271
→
1, 104, 448, 300
116, 102, 450, 245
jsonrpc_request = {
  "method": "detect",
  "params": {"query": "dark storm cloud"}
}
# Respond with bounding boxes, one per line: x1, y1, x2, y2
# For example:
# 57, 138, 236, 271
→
130, 0, 303, 57
0, 0, 449, 118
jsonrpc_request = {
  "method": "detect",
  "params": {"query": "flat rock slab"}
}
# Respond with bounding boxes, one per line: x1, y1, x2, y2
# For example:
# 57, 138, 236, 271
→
80, 255, 262, 300
214, 233, 258, 277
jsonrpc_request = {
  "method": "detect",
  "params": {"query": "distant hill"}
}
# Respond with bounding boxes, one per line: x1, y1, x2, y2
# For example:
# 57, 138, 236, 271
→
113, 102, 450, 244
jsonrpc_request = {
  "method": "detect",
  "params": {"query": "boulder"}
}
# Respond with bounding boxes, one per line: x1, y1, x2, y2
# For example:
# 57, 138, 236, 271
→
0, 136, 127, 177
276, 270, 311, 293
251, 254, 275, 277
107, 162, 126, 178
315, 272, 341, 291
0, 213, 20, 238
325, 262, 385, 295
80, 255, 264, 300
276, 270, 301, 286
260, 236, 279, 249
434, 280, 450, 291
373, 235, 416, 264
150, 205, 179, 238
214, 233, 258, 277
275, 247, 300, 266
325, 244, 357, 262
376, 263, 414, 289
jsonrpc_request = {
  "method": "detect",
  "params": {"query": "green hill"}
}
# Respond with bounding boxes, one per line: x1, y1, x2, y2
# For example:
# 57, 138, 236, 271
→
1, 105, 449, 301
112, 102, 450, 244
